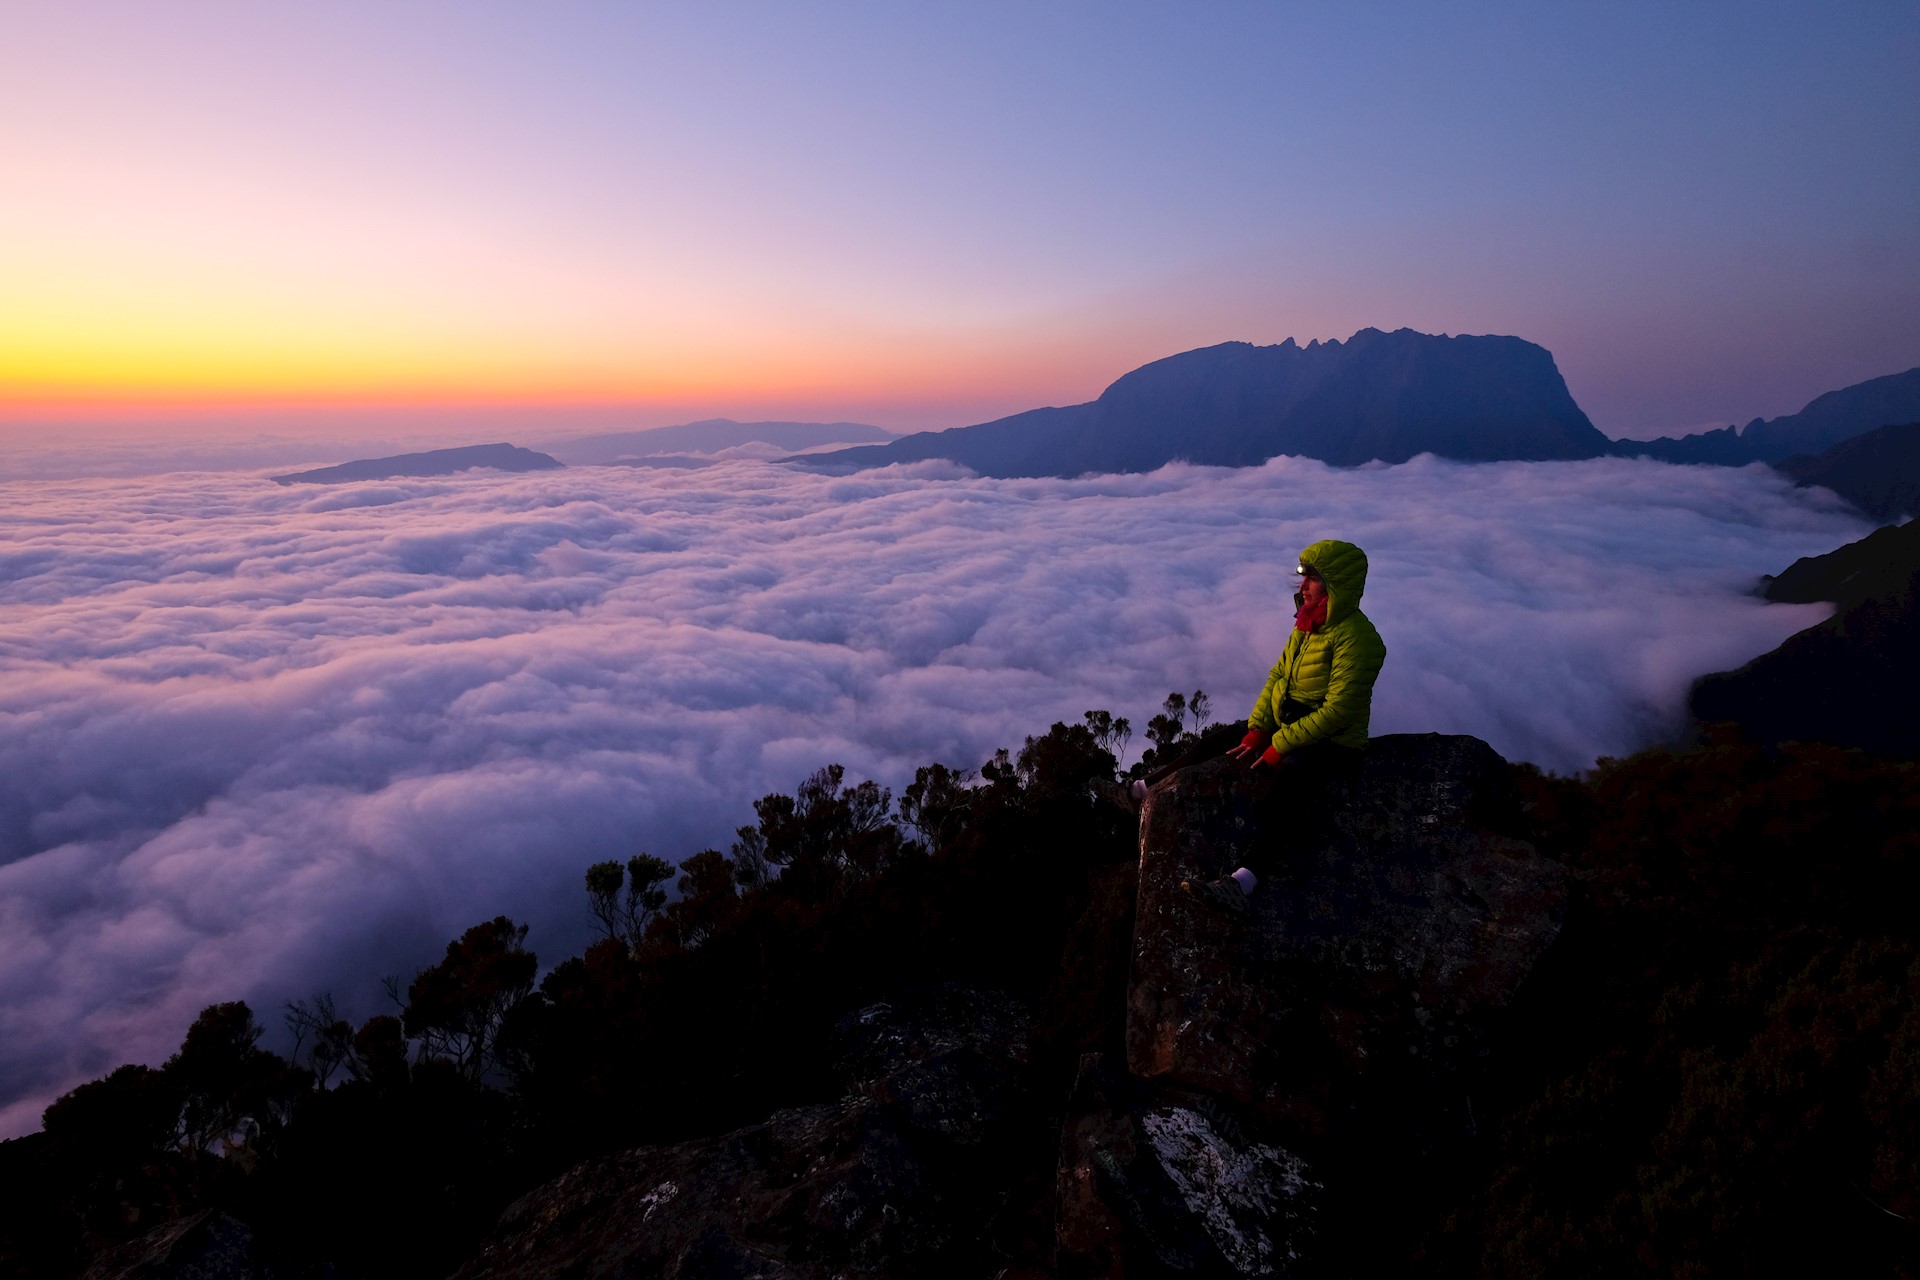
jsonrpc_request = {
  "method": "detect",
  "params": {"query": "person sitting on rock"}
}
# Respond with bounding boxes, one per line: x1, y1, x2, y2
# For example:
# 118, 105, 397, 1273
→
1183, 538, 1387, 913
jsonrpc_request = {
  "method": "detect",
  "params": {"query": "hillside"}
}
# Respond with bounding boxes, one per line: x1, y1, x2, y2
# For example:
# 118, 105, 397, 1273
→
806, 329, 1610, 477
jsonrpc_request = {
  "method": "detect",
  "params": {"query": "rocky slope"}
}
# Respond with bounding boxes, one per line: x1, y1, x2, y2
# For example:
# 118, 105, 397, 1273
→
808, 329, 1609, 477
446, 733, 1565, 1278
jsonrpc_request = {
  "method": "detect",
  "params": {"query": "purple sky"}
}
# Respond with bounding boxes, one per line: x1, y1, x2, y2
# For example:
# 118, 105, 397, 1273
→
3, 2, 1916, 437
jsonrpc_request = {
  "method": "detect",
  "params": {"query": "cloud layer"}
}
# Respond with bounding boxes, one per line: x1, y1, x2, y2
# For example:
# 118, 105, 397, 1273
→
0, 455, 1867, 1135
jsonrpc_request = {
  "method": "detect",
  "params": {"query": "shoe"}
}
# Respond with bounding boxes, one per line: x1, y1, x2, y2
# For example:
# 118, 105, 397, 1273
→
1181, 875, 1249, 916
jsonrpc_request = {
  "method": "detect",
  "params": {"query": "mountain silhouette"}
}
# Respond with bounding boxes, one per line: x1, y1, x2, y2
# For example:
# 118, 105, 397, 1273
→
271, 444, 564, 485
804, 328, 1610, 477
1615, 367, 1920, 465
1691, 518, 1920, 753
545, 419, 892, 467
1777, 420, 1920, 523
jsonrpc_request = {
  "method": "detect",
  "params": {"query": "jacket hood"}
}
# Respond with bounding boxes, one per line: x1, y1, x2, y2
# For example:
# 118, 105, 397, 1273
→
1297, 539, 1369, 624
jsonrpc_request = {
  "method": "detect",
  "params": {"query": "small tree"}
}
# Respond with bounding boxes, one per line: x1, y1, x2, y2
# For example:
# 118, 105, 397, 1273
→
1083, 710, 1133, 766
1145, 712, 1184, 755
402, 917, 538, 1082
733, 764, 905, 894
165, 1002, 302, 1154
900, 762, 974, 854
42, 1064, 179, 1166
662, 850, 738, 946
586, 854, 673, 953
348, 1014, 410, 1091
285, 993, 355, 1089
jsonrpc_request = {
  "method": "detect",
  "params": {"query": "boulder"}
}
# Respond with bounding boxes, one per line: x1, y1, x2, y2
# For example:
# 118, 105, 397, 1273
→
1057, 1054, 1319, 1280
81, 1210, 275, 1280
1126, 734, 1567, 1117
451, 987, 1029, 1280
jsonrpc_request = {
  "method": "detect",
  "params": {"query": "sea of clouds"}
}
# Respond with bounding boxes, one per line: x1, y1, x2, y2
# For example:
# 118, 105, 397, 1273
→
0, 453, 1869, 1136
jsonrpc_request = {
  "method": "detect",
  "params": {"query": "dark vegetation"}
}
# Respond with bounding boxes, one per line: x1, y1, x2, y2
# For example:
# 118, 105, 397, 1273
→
4, 688, 1918, 1276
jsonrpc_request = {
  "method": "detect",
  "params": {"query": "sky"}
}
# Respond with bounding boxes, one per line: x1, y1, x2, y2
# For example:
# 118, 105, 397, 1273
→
3, 2, 1918, 443
0, 454, 1870, 1138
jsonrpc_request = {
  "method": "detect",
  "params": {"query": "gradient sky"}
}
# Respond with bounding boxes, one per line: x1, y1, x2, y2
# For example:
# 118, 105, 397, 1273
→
3, 1, 1917, 439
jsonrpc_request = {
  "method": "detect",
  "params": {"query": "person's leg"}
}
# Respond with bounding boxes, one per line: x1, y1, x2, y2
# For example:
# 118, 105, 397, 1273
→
1199, 744, 1361, 904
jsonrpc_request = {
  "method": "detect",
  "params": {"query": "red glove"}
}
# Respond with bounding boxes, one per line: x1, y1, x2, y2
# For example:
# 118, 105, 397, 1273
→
1258, 745, 1284, 768
1240, 729, 1270, 752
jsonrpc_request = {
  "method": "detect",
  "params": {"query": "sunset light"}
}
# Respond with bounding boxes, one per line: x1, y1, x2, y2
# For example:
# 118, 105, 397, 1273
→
4, 6, 1918, 1274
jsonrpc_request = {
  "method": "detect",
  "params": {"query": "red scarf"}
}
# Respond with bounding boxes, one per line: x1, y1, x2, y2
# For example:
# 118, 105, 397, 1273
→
1295, 595, 1329, 632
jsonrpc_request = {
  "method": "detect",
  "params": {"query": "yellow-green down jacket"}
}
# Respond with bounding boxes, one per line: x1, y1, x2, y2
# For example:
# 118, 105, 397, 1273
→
1247, 539, 1387, 753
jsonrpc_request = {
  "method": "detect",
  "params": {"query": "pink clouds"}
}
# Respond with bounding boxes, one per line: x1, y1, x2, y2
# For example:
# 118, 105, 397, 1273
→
0, 453, 1868, 1136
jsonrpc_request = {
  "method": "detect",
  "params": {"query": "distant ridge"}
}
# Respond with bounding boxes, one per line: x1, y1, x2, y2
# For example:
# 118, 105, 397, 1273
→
1691, 518, 1920, 754
545, 419, 892, 467
1613, 367, 1920, 465
801, 328, 1610, 478
1777, 421, 1920, 524
272, 443, 563, 485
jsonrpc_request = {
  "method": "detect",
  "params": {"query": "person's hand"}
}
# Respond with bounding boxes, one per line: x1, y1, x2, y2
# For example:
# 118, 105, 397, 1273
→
1251, 745, 1284, 770
1226, 729, 1270, 763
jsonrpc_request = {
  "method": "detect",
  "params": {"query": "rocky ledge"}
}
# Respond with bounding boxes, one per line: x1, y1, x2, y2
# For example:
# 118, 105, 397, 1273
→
441, 733, 1565, 1279
1066, 733, 1567, 1276
451, 988, 1032, 1280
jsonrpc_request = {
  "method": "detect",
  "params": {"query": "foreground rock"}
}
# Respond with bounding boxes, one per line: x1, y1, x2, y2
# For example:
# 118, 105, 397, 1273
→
79, 1210, 311, 1280
451, 988, 1029, 1280
1057, 1054, 1319, 1279
1053, 733, 1566, 1277
1127, 734, 1567, 1115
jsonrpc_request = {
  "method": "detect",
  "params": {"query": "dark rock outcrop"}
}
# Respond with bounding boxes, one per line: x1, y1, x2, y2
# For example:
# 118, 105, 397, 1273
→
808, 329, 1609, 477
80, 1210, 282, 1280
1126, 735, 1566, 1113
270, 444, 563, 485
1693, 519, 1920, 753
1057, 1054, 1319, 1280
451, 988, 1030, 1280
1057, 733, 1566, 1277
1613, 367, 1920, 466
1777, 420, 1920, 523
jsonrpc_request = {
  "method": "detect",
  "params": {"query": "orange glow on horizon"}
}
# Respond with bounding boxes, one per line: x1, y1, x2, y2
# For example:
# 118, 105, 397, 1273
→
0, 321, 1144, 430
